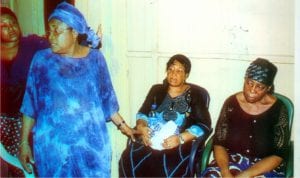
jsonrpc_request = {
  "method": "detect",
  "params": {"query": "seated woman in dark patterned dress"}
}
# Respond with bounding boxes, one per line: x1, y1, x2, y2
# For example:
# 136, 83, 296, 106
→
201, 58, 289, 177
119, 54, 211, 177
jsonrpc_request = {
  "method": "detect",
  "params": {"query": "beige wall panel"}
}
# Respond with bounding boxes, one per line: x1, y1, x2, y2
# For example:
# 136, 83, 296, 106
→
156, 0, 294, 58
127, 0, 155, 52
128, 56, 159, 118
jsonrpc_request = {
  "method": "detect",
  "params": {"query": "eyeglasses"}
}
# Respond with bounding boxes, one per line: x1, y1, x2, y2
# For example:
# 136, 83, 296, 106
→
46, 27, 71, 37
245, 79, 267, 92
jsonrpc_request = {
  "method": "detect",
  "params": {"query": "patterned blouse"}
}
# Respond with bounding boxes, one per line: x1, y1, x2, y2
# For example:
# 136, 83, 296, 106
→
137, 83, 211, 137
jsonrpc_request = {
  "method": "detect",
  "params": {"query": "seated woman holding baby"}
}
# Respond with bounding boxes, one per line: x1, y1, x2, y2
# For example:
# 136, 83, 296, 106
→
119, 54, 211, 177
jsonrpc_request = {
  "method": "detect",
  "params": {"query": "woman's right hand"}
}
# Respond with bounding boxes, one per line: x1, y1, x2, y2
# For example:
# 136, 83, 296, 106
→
136, 124, 152, 146
19, 143, 34, 173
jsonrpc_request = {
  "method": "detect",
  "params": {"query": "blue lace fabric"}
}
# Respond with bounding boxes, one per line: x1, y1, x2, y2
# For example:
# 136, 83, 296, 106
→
137, 88, 204, 137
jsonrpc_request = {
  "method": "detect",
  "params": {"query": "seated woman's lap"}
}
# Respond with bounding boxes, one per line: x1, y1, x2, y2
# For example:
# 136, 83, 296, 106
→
201, 153, 285, 178
119, 140, 193, 177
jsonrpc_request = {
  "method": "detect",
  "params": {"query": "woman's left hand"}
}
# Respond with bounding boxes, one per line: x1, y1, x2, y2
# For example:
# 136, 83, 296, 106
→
111, 113, 137, 141
119, 124, 137, 142
162, 135, 180, 149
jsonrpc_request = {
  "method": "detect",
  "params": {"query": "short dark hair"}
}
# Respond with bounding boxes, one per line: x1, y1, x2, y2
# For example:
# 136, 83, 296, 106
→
166, 54, 191, 74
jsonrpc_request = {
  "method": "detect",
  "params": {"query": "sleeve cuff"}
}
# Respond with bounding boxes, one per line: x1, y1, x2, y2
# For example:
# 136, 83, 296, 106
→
136, 112, 148, 122
186, 125, 204, 137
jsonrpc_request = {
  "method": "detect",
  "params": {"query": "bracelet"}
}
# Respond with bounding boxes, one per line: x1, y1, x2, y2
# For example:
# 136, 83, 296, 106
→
117, 120, 126, 130
19, 140, 29, 148
178, 134, 185, 144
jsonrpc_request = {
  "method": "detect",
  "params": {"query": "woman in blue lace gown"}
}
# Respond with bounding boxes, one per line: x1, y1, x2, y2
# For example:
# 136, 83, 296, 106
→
119, 54, 211, 177
19, 2, 135, 177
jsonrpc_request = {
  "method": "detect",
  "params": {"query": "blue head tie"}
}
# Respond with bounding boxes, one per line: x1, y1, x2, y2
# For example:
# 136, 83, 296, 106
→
48, 2, 100, 48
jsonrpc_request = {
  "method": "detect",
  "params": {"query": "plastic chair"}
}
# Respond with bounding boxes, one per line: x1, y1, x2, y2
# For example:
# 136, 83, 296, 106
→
198, 93, 294, 177
189, 123, 212, 176
188, 84, 213, 176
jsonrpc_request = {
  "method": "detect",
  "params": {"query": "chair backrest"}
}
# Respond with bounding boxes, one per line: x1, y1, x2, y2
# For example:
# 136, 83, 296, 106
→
191, 83, 210, 109
189, 84, 212, 176
273, 93, 294, 133
195, 84, 211, 133
273, 93, 294, 177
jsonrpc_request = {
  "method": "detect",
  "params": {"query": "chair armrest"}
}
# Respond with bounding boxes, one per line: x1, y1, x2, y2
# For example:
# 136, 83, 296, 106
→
200, 136, 213, 173
198, 137, 294, 177
189, 126, 212, 176
285, 141, 293, 177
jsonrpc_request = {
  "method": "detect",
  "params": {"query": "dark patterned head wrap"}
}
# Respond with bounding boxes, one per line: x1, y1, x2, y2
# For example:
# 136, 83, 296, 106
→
245, 58, 277, 86
48, 2, 100, 48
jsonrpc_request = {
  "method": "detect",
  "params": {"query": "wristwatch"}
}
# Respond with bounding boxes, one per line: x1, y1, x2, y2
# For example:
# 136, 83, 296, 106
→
178, 134, 185, 144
